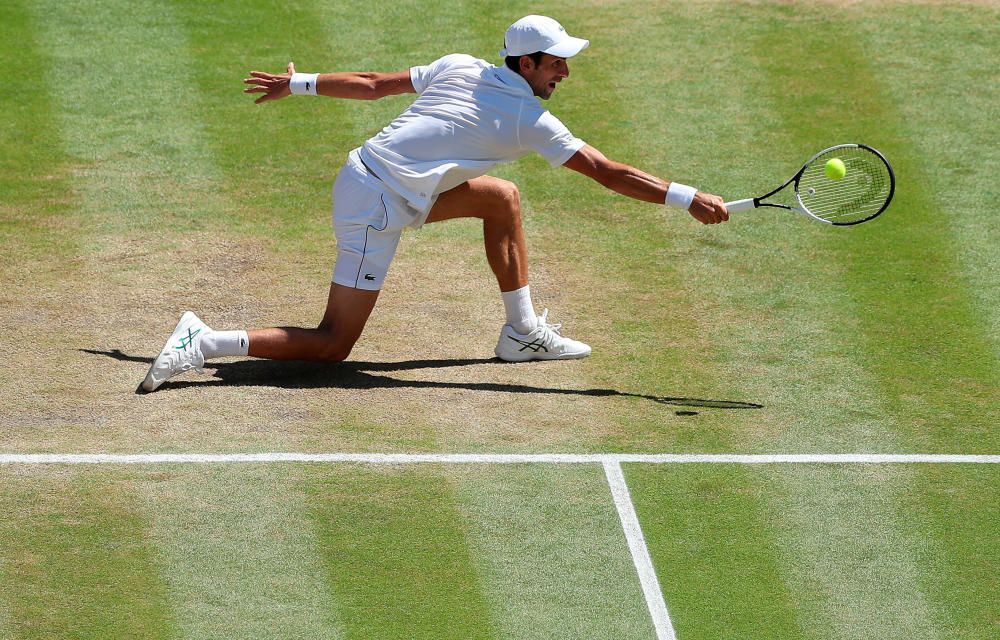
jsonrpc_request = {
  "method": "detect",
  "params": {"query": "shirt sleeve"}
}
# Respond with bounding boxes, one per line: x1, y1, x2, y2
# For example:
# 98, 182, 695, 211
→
409, 53, 475, 95
520, 110, 586, 167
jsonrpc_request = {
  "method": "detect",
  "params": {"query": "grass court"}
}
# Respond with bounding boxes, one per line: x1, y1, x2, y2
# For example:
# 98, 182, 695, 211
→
1, 1, 998, 638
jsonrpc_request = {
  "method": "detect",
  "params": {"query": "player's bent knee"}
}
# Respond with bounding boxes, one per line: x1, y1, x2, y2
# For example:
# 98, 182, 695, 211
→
313, 334, 358, 362
491, 180, 522, 225
319, 343, 354, 362
498, 180, 520, 211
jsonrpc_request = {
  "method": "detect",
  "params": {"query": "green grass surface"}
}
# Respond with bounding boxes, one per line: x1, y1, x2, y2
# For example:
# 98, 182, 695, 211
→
0, 469, 174, 638
627, 462, 1000, 639
1, 0, 998, 638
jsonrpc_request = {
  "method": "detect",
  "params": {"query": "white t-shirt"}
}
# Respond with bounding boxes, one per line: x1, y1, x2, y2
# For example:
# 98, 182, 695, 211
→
359, 54, 586, 217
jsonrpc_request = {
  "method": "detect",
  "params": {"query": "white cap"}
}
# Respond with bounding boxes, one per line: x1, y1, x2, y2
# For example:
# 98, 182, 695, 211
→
499, 15, 589, 59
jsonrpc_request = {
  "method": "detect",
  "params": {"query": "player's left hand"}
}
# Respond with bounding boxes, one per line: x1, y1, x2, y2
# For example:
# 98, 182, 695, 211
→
243, 62, 297, 104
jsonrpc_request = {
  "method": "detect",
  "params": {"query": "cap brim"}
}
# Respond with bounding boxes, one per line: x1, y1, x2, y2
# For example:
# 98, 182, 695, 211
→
543, 37, 589, 58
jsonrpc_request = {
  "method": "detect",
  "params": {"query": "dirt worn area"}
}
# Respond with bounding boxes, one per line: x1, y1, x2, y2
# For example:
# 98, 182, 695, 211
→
3, 210, 732, 456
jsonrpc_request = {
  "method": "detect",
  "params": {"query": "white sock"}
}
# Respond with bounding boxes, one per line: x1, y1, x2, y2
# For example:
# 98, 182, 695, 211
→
200, 330, 250, 359
501, 285, 537, 334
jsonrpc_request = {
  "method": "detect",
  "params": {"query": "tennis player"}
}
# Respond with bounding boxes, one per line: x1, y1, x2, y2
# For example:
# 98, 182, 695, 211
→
141, 15, 728, 392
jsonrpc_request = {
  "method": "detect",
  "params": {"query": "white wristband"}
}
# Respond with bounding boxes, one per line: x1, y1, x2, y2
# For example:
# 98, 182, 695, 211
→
666, 182, 698, 210
289, 73, 319, 96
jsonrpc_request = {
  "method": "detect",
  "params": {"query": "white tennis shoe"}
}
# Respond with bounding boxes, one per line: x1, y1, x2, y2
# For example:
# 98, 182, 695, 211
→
141, 311, 210, 392
494, 309, 591, 362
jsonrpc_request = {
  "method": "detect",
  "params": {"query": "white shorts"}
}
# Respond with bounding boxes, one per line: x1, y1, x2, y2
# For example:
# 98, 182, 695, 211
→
331, 149, 425, 290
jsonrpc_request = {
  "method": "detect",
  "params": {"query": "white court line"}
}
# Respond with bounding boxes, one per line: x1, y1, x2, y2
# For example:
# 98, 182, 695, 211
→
1, 453, 997, 465
3, 451, 995, 640
604, 460, 676, 640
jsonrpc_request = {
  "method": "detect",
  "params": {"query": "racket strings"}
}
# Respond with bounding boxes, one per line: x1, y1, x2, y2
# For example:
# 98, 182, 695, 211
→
797, 147, 893, 224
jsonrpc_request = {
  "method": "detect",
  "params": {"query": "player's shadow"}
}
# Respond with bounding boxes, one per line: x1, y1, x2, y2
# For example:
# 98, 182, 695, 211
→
81, 349, 763, 411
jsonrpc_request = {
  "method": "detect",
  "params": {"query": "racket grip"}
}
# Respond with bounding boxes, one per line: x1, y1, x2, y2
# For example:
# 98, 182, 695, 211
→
724, 198, 757, 213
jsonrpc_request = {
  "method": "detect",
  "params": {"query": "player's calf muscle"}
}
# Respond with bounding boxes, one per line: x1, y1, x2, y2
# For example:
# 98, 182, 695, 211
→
246, 327, 356, 362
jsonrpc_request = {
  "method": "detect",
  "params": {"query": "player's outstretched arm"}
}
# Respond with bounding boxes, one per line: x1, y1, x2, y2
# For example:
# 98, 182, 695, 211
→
244, 62, 415, 104
564, 144, 728, 225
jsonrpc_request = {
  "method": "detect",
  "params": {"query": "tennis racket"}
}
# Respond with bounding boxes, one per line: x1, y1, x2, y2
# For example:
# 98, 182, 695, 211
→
725, 143, 895, 225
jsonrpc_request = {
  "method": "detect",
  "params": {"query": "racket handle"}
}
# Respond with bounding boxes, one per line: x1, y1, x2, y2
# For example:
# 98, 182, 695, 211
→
724, 198, 757, 213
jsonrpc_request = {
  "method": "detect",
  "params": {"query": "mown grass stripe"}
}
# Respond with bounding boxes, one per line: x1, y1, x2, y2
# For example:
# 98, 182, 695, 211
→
738, 7, 990, 639
23, 0, 244, 380
27, 0, 234, 237
452, 464, 653, 639
547, 3, 737, 416
604, 461, 676, 640
304, 466, 497, 639
908, 465, 1000, 638
626, 464, 805, 639
165, 0, 362, 248
166, 0, 483, 248
137, 466, 345, 639
0, 1, 78, 259
7, 0, 240, 454
763, 465, 946, 640
745, 4, 999, 451
854, 5, 1000, 358
0, 0, 83, 435
0, 469, 174, 639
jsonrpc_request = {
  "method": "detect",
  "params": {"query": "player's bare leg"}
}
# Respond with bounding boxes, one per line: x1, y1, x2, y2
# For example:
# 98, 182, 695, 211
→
425, 175, 528, 291
425, 176, 590, 361
247, 283, 380, 361
141, 283, 378, 392
142, 177, 585, 392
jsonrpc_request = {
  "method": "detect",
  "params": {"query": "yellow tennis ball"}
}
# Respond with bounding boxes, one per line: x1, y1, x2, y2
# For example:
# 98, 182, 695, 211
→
825, 158, 846, 180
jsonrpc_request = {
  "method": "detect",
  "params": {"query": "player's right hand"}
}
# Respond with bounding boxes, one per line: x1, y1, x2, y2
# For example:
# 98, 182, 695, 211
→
688, 192, 729, 224
243, 62, 297, 104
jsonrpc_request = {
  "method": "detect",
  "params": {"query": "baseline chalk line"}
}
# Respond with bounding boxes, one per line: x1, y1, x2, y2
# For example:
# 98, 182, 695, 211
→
1, 453, 997, 465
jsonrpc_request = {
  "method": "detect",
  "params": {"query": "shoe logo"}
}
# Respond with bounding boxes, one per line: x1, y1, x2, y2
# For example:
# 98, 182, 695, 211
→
364, 274, 376, 281
306, 82, 311, 92
507, 336, 548, 353
174, 327, 202, 351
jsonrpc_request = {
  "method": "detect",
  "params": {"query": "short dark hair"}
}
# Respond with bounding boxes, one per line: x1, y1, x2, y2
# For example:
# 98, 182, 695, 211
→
504, 51, 544, 73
